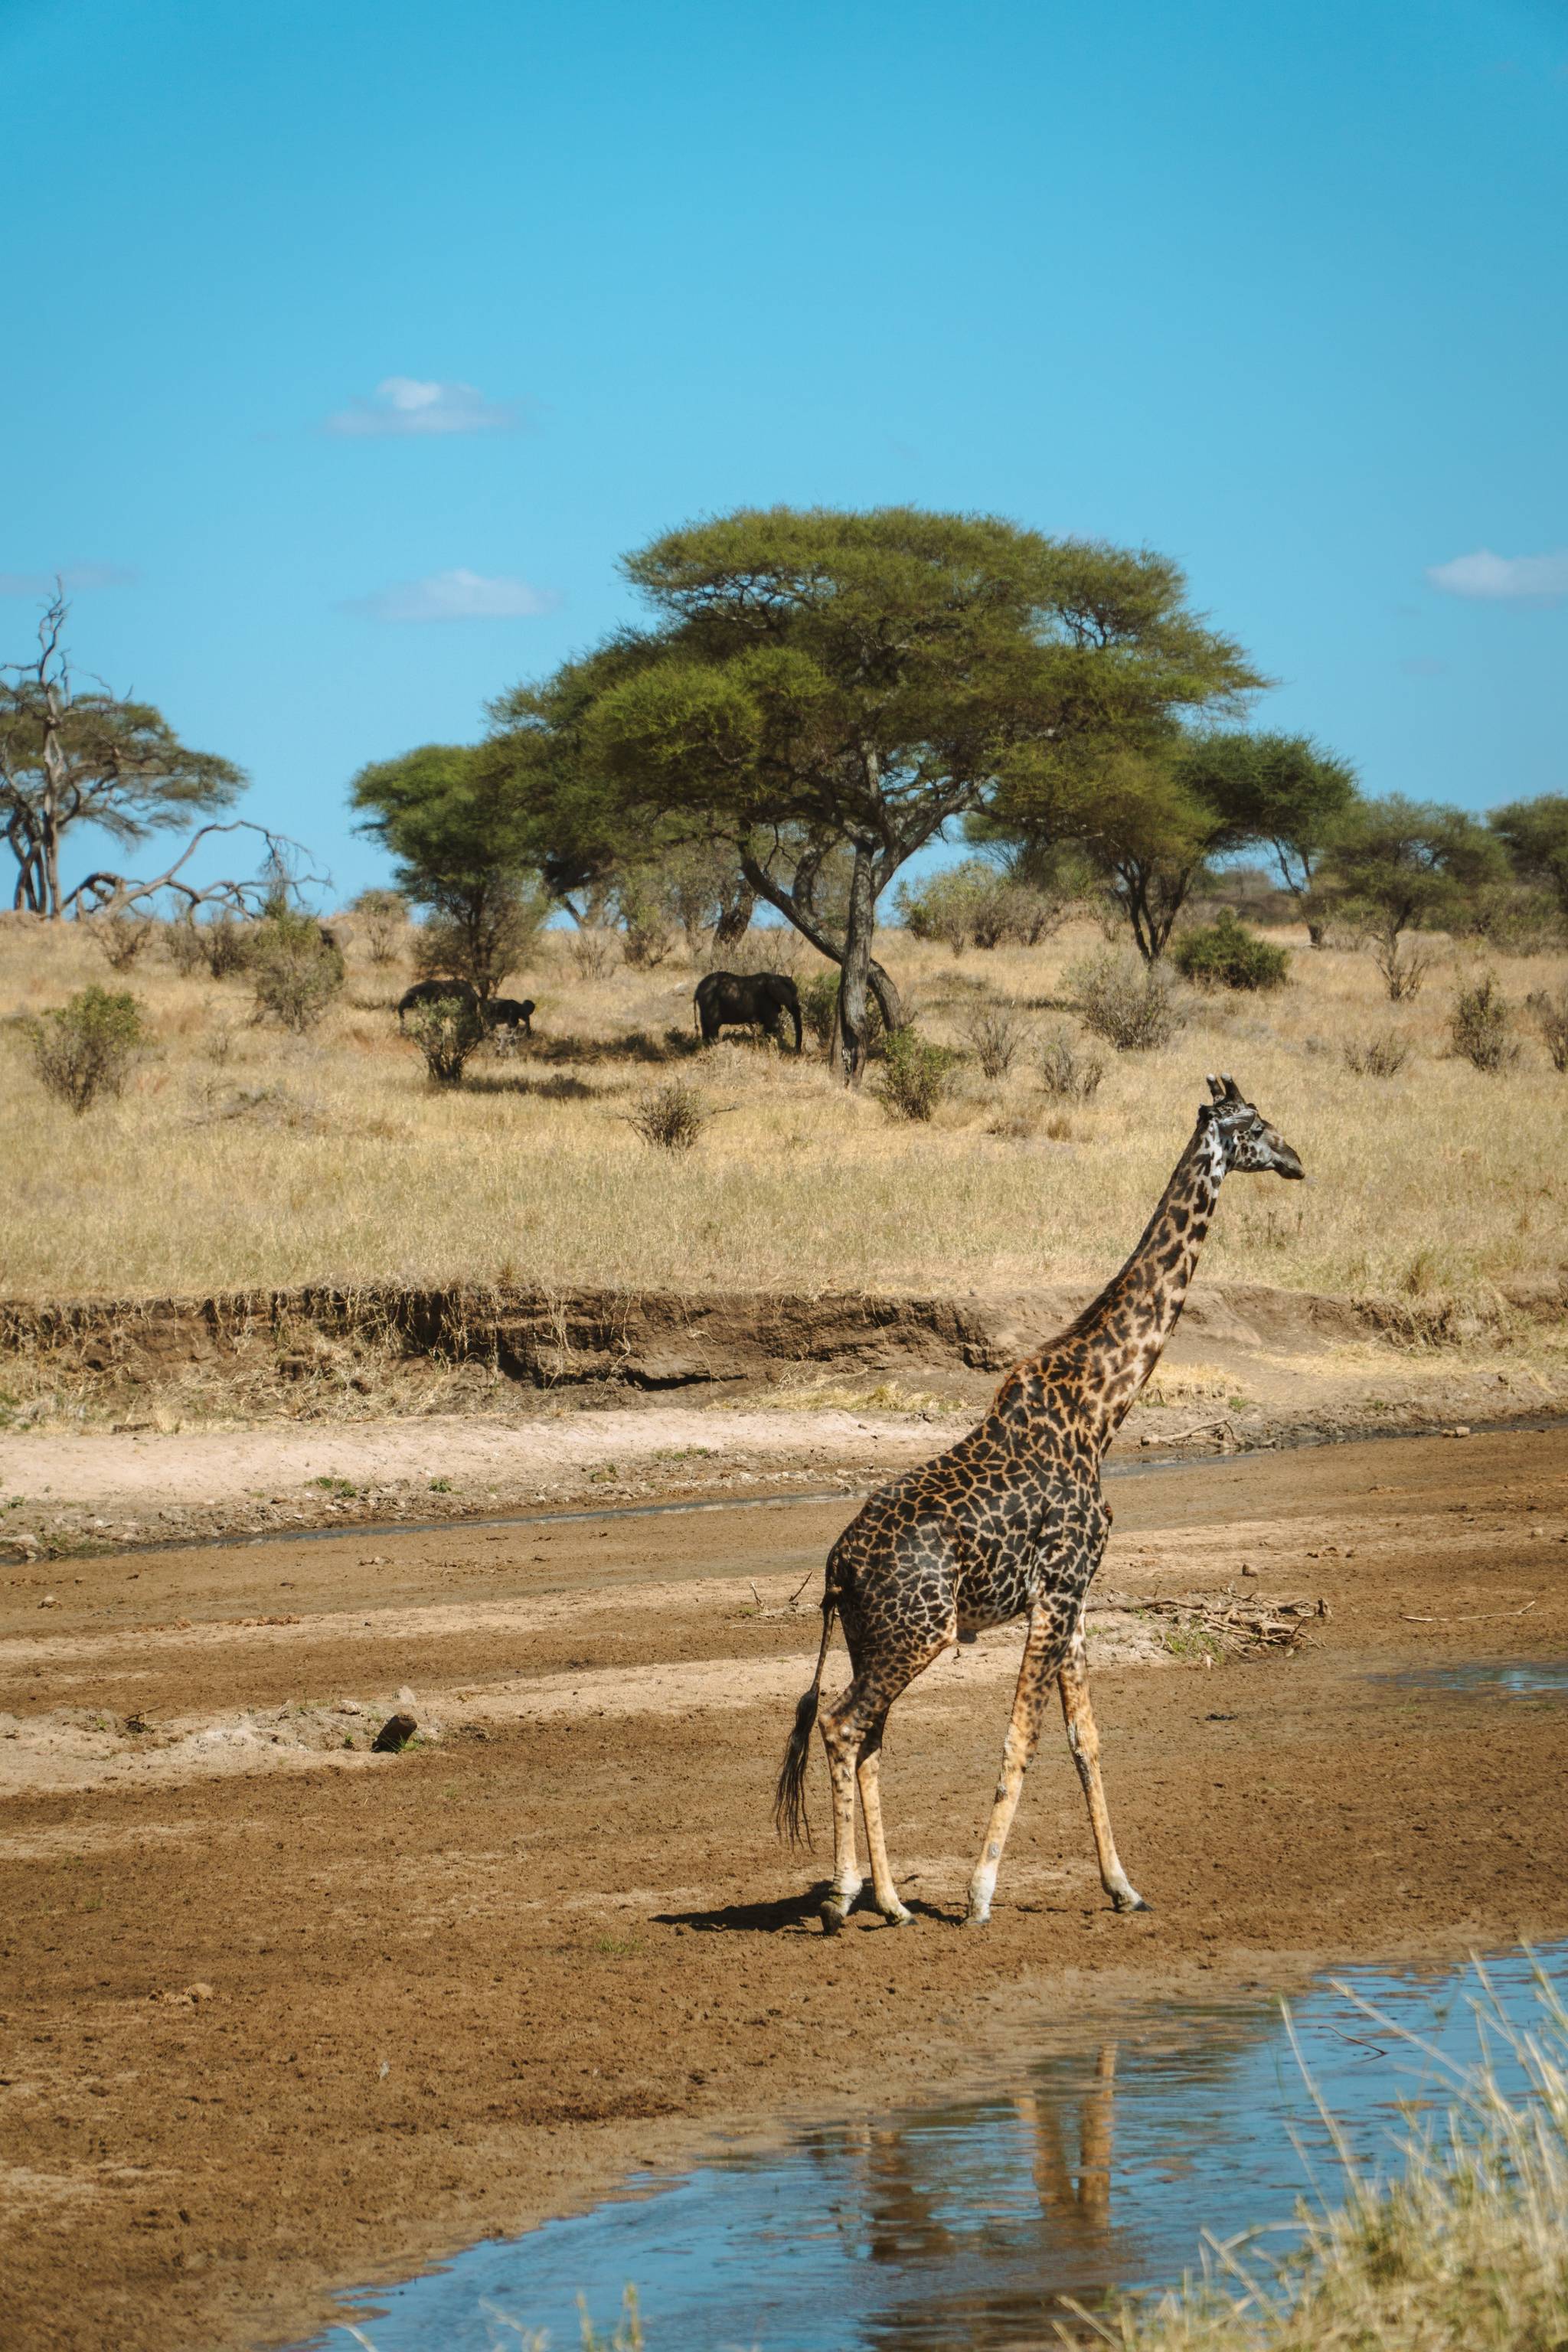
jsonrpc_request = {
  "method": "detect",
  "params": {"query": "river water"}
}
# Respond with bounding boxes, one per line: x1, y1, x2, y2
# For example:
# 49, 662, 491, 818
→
297, 1941, 1566, 2352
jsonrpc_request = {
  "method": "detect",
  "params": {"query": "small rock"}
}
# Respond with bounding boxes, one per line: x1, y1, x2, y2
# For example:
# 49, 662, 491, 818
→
397, 1685, 416, 1707
39, 1593, 58, 1608
371, 1713, 417, 1753
185, 1982, 216, 2001
1240, 1563, 1256, 1577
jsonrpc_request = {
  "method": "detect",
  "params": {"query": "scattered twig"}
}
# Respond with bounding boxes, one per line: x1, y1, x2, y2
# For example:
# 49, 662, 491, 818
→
1096, 1583, 1327, 1654
1138, 1415, 1236, 1451
1400, 1600, 1538, 1625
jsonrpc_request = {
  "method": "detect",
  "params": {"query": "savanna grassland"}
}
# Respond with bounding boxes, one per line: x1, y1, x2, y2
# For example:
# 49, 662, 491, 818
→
1, 908, 1565, 1311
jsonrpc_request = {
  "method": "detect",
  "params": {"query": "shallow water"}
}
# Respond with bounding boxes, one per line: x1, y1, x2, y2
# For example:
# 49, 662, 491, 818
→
1381, 1658, 1568, 1699
302, 1944, 1566, 2352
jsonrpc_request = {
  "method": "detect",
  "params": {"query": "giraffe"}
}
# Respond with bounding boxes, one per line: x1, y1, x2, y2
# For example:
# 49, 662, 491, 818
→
775, 1074, 1305, 1934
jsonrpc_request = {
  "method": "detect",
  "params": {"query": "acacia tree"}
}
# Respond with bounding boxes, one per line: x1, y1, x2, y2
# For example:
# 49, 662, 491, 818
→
1318, 794, 1507, 996
494, 508, 1259, 1079
979, 728, 1358, 961
0, 593, 245, 916
349, 740, 547, 1001
1490, 794, 1568, 920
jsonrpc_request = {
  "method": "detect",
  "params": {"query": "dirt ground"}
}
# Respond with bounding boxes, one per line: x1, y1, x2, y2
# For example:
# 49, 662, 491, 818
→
4, 1423, 1568, 2352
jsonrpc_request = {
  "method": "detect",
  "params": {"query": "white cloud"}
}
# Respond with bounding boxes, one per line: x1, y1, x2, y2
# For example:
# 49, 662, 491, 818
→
1426, 547, 1568, 602
343, 568, 559, 623
0, 562, 137, 595
325, 377, 521, 437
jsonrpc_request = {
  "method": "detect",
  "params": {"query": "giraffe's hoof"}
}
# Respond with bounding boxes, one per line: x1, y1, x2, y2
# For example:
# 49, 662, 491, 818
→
962, 1907, 991, 1929
819, 1902, 846, 1936
878, 1903, 916, 1928
1112, 1890, 1152, 1915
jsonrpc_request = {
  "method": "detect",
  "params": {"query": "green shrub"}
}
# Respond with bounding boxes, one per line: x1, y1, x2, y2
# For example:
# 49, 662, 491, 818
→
1449, 972, 1519, 1073
1172, 910, 1289, 991
249, 910, 345, 1033
873, 1027, 957, 1121
24, 986, 145, 1113
1037, 1027, 1106, 1099
1067, 951, 1184, 1051
405, 995, 486, 1086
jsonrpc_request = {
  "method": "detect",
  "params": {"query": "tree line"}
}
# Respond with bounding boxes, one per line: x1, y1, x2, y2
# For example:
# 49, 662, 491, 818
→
5, 518, 1566, 1084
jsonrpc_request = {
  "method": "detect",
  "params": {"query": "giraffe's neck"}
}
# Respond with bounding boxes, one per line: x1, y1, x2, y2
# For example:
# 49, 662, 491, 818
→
1065, 1118, 1227, 1445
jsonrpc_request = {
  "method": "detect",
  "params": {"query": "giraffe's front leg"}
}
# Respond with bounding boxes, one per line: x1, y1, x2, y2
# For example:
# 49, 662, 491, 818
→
1058, 1622, 1149, 1913
966, 1605, 1068, 1925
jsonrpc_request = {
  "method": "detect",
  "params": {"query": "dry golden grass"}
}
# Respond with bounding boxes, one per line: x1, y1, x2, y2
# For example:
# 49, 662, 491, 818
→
1, 912, 1565, 1307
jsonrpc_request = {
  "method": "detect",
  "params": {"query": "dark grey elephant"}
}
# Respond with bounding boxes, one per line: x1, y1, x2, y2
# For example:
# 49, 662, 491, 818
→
397, 977, 480, 1027
694, 970, 803, 1053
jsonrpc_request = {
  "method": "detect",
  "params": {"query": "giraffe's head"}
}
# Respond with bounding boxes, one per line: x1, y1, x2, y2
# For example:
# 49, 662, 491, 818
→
1200, 1074, 1305, 1179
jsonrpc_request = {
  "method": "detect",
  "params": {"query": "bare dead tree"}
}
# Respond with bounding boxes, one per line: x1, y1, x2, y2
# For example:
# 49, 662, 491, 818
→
59, 819, 331, 923
1, 589, 245, 917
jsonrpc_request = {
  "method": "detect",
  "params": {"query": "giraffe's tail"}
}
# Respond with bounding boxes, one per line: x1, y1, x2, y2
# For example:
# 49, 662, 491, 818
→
773, 1590, 836, 1849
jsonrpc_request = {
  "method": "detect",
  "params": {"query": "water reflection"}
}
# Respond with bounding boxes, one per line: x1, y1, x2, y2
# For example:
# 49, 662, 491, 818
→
301, 1947, 1567, 2352
1379, 1658, 1568, 1700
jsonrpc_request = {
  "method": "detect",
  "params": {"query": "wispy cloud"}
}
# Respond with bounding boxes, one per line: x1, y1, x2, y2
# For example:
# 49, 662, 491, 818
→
0, 562, 138, 595
1426, 547, 1568, 602
343, 568, 558, 623
325, 377, 522, 437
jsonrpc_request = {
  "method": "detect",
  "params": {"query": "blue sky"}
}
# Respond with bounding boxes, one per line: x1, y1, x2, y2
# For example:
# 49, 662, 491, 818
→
3, 0, 1564, 906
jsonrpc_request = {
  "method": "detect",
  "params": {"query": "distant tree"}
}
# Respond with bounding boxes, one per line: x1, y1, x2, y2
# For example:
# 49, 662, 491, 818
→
978, 727, 1357, 962
1489, 794, 1568, 920
349, 740, 547, 1002
1318, 794, 1508, 997
495, 508, 1259, 1079
0, 593, 245, 917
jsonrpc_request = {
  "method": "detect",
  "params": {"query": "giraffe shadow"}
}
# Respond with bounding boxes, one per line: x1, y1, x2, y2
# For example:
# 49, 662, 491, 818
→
654, 1889, 952, 1935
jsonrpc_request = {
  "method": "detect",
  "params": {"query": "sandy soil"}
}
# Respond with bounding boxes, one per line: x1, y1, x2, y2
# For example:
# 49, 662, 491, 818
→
3, 1424, 1567, 2351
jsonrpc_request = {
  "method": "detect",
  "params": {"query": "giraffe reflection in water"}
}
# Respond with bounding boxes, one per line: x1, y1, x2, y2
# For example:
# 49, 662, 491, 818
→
818, 2043, 1121, 2275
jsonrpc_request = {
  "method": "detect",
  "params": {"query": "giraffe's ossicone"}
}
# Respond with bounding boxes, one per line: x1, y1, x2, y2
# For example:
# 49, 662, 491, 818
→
775, 1075, 1306, 1936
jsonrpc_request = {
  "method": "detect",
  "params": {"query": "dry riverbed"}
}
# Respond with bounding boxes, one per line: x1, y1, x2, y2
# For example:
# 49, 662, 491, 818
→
2, 1424, 1567, 2351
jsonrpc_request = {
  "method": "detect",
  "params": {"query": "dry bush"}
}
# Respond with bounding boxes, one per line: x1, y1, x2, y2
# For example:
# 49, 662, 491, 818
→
963, 1003, 1029, 1079
1449, 972, 1520, 1073
1526, 985, 1568, 1073
1037, 1027, 1106, 1099
1369, 934, 1430, 1002
873, 1027, 957, 1122
625, 1079, 714, 1149
352, 889, 407, 965
1341, 1029, 1411, 1078
24, 985, 145, 1113
90, 913, 156, 971
1172, 910, 1289, 992
1067, 949, 1184, 1050
568, 926, 619, 981
162, 920, 207, 977
198, 911, 256, 980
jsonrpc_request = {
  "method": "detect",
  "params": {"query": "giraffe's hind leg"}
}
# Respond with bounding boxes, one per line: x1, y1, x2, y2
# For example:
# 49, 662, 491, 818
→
967, 1603, 1071, 1926
858, 1717, 914, 1926
819, 1637, 949, 1936
1058, 1623, 1148, 1913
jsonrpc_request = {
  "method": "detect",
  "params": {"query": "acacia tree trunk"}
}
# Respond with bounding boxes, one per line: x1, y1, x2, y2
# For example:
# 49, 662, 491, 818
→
835, 847, 878, 1083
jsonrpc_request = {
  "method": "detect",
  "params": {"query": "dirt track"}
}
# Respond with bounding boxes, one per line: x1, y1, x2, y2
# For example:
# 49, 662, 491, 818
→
4, 1424, 1568, 2352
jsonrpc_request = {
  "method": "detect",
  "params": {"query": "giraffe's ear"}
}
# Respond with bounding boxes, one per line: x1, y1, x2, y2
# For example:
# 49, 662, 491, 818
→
1206, 1074, 1227, 1102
